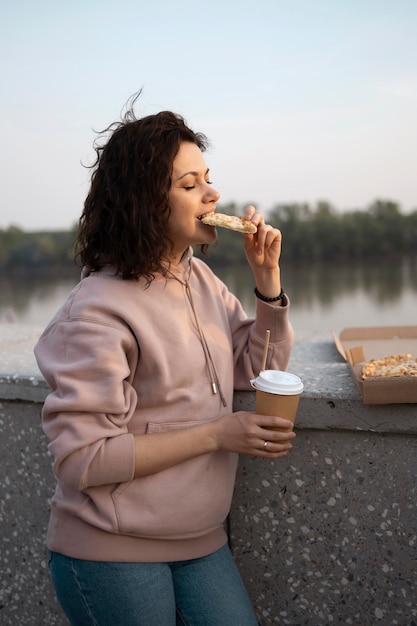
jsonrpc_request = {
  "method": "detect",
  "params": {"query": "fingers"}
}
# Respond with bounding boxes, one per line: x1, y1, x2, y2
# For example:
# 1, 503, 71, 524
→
244, 204, 257, 221
257, 414, 295, 431
243, 205, 282, 255
257, 414, 296, 458
244, 205, 264, 228
258, 438, 293, 458
255, 225, 282, 256
217, 411, 295, 458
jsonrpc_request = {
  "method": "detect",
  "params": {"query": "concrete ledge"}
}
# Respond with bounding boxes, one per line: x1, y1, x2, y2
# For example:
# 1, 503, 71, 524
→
230, 403, 417, 625
0, 399, 63, 625
0, 325, 416, 625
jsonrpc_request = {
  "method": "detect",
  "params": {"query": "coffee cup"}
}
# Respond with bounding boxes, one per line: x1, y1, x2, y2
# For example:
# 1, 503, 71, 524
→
250, 370, 304, 442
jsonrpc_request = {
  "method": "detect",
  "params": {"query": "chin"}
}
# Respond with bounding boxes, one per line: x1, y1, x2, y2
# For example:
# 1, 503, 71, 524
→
205, 228, 218, 244
200, 234, 217, 247
193, 222, 218, 247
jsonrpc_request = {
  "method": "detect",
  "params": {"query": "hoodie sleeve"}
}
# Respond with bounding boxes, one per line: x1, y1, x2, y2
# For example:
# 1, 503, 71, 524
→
34, 317, 138, 491
219, 282, 294, 389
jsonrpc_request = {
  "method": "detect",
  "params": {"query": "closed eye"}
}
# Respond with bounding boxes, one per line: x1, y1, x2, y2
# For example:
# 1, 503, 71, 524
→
184, 180, 212, 190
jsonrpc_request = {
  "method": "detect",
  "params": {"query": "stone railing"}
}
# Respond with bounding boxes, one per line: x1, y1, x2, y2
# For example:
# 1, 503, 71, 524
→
0, 326, 416, 625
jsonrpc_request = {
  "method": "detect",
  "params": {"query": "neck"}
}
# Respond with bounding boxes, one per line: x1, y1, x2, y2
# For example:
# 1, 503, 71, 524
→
165, 247, 190, 266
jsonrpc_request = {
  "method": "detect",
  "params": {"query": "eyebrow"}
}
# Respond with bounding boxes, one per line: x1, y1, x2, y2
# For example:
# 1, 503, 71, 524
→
175, 168, 210, 182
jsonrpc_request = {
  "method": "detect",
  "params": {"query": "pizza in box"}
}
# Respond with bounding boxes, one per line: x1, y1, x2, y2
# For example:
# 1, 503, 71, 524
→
361, 354, 417, 379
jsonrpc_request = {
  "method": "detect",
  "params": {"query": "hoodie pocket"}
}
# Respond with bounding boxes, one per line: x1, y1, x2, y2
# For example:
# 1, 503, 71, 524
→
111, 419, 238, 540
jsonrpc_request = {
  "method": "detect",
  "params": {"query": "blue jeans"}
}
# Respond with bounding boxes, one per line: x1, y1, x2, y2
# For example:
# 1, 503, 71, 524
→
48, 544, 259, 625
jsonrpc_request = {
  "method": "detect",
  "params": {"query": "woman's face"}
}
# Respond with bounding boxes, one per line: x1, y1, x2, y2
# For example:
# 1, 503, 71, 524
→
166, 141, 220, 262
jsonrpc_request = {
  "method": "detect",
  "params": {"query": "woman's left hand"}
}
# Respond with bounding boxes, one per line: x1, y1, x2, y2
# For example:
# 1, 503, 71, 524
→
243, 205, 282, 271
242, 206, 283, 300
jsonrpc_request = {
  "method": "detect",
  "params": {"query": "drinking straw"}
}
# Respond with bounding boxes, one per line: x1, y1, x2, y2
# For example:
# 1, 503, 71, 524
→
260, 329, 270, 373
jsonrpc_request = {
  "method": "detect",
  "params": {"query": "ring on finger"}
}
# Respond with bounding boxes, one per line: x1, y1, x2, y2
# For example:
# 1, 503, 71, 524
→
264, 440, 269, 450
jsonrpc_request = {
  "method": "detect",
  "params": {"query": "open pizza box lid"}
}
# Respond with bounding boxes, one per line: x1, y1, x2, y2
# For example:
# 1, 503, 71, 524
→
333, 326, 417, 405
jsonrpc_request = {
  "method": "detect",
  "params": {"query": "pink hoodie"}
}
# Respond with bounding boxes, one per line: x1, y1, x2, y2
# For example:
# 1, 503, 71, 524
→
34, 248, 293, 562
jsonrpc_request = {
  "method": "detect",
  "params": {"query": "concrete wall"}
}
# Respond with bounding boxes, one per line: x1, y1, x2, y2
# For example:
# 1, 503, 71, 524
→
1, 327, 416, 625
230, 396, 417, 625
0, 398, 63, 626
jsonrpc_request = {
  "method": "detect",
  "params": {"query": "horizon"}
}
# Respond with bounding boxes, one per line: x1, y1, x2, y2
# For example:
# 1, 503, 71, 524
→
2, 196, 414, 236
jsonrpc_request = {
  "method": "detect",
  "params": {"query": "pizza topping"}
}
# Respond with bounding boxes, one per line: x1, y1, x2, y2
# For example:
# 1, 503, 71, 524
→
362, 354, 417, 379
200, 213, 257, 234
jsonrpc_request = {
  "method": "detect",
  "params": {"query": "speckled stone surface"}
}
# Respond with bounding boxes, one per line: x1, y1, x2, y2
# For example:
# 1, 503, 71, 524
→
1, 324, 416, 625
230, 334, 417, 624
229, 430, 417, 625
0, 400, 65, 625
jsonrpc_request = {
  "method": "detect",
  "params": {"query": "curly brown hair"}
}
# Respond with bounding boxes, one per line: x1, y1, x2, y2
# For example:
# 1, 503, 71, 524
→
75, 91, 210, 281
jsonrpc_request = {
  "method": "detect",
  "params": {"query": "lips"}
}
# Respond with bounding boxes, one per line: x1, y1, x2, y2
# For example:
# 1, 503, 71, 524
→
197, 211, 215, 221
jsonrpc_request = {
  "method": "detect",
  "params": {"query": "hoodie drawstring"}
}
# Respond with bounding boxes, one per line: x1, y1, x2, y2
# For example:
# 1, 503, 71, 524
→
184, 280, 227, 407
166, 258, 227, 408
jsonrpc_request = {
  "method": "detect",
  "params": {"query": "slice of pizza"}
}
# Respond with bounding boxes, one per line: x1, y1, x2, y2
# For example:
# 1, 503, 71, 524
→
362, 354, 417, 379
200, 213, 257, 234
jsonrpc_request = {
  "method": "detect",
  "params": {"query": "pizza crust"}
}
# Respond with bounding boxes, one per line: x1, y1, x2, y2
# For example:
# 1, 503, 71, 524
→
200, 213, 257, 234
361, 354, 417, 379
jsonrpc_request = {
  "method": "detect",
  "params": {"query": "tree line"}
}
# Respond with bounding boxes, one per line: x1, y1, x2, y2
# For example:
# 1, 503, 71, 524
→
0, 225, 78, 272
203, 199, 417, 265
1, 199, 416, 271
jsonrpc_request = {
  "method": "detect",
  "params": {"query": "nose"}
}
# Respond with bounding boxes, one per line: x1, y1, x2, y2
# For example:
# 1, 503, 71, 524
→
204, 183, 220, 203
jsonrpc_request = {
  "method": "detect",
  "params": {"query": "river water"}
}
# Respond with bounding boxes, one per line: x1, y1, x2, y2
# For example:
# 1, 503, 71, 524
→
1, 257, 416, 333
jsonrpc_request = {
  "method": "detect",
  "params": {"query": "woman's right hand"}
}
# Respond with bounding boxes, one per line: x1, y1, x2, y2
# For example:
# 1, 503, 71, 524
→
134, 410, 295, 478
212, 411, 295, 459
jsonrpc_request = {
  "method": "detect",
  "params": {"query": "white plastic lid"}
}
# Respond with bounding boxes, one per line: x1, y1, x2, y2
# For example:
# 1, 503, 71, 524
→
250, 370, 304, 395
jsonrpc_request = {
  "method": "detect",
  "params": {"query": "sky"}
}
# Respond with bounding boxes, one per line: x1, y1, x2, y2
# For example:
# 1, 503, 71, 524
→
1, 0, 416, 231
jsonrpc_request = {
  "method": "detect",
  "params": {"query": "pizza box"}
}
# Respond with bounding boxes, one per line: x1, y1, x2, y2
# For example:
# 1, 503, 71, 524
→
333, 326, 417, 405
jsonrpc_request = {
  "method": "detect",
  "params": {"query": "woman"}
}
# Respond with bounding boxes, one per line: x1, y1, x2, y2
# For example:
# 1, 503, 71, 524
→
34, 92, 295, 625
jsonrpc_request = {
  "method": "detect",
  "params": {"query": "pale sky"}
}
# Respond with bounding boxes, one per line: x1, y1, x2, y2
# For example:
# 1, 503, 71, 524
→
1, 0, 416, 231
